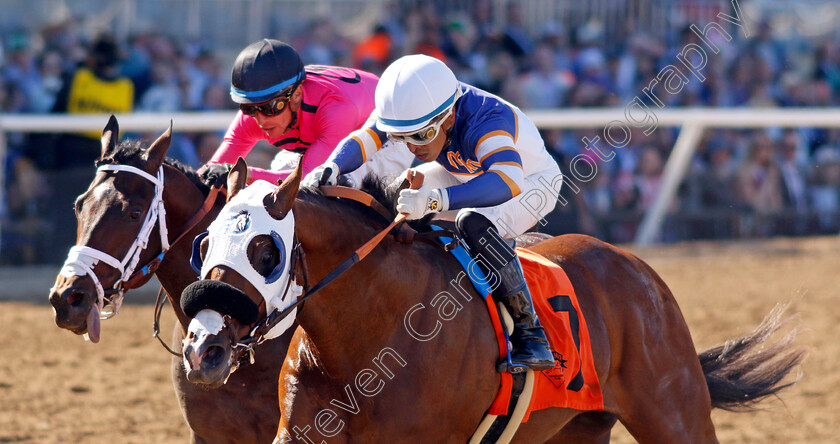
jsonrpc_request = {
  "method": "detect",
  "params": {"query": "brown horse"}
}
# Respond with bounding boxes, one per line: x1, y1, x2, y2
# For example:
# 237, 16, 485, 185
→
184, 159, 805, 443
47, 116, 297, 443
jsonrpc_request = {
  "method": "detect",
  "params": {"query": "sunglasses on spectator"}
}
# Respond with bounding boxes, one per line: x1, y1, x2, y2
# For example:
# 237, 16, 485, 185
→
240, 87, 296, 117
387, 108, 453, 146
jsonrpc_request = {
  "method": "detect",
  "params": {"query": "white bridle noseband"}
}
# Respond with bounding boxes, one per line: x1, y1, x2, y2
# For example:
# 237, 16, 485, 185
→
55, 164, 170, 321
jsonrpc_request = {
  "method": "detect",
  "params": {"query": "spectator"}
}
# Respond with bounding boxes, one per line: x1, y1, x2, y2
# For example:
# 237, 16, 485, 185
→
440, 15, 482, 84
194, 132, 223, 165
474, 50, 517, 96
0, 72, 25, 112
514, 41, 575, 109
735, 134, 783, 236
199, 82, 233, 111
298, 17, 348, 66
121, 33, 154, 97
1, 32, 43, 113
776, 130, 809, 234
181, 46, 226, 110
611, 170, 641, 242
635, 146, 666, 211
137, 60, 182, 111
809, 146, 840, 233
29, 50, 64, 112
352, 25, 393, 73
500, 2, 534, 60
50, 33, 134, 168
2, 153, 50, 263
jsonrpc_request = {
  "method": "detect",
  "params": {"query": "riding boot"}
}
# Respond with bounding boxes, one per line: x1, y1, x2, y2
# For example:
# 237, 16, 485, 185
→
494, 255, 556, 371
455, 211, 555, 372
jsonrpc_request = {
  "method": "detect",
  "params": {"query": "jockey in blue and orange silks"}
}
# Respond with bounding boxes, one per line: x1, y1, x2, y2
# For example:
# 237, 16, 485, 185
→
304, 54, 563, 371
201, 39, 413, 185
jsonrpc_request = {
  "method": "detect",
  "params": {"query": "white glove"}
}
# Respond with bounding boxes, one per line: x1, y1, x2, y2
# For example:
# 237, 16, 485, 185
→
397, 187, 448, 220
302, 161, 340, 188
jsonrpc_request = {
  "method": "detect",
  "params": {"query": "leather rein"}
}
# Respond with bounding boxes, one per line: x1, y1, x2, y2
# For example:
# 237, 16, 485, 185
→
145, 183, 224, 357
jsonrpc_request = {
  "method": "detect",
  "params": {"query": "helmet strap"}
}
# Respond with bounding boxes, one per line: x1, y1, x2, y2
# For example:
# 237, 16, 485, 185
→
441, 107, 456, 150
442, 126, 454, 151
288, 81, 304, 127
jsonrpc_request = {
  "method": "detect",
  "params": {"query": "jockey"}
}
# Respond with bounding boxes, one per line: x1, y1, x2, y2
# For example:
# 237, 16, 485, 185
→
201, 39, 413, 185
304, 55, 562, 371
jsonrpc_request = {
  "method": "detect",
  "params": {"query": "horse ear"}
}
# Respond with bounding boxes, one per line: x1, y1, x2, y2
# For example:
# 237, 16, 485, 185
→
142, 121, 172, 170
100, 115, 119, 159
265, 160, 301, 219
226, 157, 249, 202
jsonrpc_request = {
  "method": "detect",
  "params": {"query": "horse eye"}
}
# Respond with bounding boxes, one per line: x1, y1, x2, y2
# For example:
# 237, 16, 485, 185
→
129, 206, 143, 221
261, 250, 275, 265
248, 237, 280, 277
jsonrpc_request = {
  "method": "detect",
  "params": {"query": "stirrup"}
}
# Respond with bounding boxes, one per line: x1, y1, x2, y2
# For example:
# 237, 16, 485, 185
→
495, 328, 554, 373
497, 357, 530, 374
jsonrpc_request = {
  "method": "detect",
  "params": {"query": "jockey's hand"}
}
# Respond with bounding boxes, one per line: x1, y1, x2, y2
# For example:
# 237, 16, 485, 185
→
200, 163, 233, 188
397, 186, 448, 220
302, 161, 340, 188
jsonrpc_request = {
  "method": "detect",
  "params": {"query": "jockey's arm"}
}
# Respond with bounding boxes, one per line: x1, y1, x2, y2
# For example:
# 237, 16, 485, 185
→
325, 115, 384, 176
209, 98, 364, 184
443, 133, 525, 210
205, 111, 276, 182
444, 164, 524, 209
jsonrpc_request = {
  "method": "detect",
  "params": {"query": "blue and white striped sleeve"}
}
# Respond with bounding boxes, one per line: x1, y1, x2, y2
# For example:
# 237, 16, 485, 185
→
327, 116, 387, 175
443, 127, 524, 209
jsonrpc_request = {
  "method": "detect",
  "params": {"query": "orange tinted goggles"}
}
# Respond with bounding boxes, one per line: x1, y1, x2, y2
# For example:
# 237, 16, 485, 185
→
240, 96, 291, 117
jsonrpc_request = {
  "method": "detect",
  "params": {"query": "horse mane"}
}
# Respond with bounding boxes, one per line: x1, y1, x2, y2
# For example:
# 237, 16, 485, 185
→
94, 139, 211, 195
298, 173, 401, 224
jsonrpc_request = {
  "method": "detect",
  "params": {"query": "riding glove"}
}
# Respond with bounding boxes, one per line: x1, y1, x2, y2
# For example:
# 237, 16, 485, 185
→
397, 187, 448, 220
302, 161, 340, 188
200, 163, 233, 188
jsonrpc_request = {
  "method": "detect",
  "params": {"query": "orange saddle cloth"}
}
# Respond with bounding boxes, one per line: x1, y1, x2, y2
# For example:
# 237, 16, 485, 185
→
486, 248, 604, 421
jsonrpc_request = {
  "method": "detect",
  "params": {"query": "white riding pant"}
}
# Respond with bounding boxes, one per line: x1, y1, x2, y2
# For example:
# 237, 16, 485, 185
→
413, 161, 564, 239
345, 140, 416, 187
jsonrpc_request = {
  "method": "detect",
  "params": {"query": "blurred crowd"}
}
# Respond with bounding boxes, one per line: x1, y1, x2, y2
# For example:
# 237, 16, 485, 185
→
3, 0, 840, 263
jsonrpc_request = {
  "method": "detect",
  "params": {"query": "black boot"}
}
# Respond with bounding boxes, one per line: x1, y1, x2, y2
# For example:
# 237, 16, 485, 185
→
455, 211, 555, 372
494, 256, 556, 371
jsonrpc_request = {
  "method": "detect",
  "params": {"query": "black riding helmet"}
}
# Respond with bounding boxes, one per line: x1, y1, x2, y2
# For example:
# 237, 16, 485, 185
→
230, 39, 306, 104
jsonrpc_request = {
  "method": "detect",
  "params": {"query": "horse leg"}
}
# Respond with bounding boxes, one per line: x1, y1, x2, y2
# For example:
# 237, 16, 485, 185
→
606, 305, 719, 443
545, 411, 616, 443
509, 409, 615, 444
189, 434, 210, 444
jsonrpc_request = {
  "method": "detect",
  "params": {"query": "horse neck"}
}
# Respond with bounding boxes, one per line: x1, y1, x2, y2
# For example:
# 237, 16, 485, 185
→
293, 198, 471, 378
155, 164, 221, 330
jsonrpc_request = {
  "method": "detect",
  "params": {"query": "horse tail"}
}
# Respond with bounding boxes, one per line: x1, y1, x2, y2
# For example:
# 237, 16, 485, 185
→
697, 303, 807, 411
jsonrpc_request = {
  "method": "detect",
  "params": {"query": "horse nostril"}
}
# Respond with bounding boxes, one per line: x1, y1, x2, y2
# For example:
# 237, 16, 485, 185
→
203, 345, 226, 367
67, 291, 87, 307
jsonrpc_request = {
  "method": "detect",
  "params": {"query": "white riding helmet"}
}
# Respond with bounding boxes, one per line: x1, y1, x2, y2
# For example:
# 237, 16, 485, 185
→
375, 54, 461, 133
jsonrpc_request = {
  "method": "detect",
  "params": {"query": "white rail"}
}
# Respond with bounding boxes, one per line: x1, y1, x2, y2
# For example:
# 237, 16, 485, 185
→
3, 108, 840, 246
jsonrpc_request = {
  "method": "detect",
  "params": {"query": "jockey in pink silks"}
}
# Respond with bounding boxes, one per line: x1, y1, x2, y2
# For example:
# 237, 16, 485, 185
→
200, 39, 413, 186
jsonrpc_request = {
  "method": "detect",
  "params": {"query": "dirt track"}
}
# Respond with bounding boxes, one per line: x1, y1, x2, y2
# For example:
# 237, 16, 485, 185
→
1, 236, 836, 443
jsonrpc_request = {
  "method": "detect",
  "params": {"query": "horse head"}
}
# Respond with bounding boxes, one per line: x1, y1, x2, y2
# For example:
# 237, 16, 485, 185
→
49, 115, 175, 342
181, 158, 303, 386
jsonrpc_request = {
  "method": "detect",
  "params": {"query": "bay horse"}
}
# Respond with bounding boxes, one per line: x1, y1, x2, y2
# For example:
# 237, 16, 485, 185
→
47, 116, 296, 443
184, 159, 805, 443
